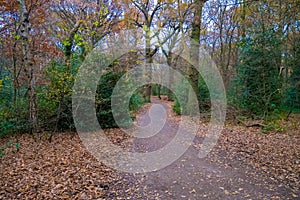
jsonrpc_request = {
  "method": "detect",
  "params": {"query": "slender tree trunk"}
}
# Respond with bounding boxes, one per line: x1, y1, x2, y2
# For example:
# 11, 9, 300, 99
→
167, 53, 174, 100
18, 0, 38, 134
145, 28, 152, 102
157, 84, 161, 99
12, 41, 18, 105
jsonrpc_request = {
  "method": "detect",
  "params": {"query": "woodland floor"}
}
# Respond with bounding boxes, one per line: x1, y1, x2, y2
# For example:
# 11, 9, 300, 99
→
0, 97, 299, 199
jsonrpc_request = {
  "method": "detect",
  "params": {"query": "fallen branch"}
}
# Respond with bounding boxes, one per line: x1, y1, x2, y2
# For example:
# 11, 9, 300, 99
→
237, 119, 267, 128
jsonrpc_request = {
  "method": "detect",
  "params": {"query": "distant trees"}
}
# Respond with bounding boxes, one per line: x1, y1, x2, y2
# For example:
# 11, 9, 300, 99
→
232, 0, 300, 119
0, 0, 300, 136
198, 0, 300, 119
204, 0, 239, 89
123, 0, 181, 102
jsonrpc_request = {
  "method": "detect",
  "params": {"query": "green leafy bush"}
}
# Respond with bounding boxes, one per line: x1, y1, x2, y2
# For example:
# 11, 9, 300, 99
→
43, 59, 80, 131
198, 77, 211, 111
172, 76, 211, 115
172, 78, 189, 115
96, 71, 144, 128
129, 93, 144, 112
173, 97, 182, 115
261, 120, 285, 134
236, 27, 283, 119
284, 36, 300, 112
0, 71, 28, 137
37, 86, 59, 131
0, 101, 29, 138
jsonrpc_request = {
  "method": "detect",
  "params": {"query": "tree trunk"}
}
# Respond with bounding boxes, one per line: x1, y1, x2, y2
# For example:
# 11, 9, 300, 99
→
18, 0, 38, 134
167, 53, 174, 101
145, 28, 152, 102
13, 40, 19, 105
157, 84, 162, 99
65, 21, 81, 72
187, 0, 207, 115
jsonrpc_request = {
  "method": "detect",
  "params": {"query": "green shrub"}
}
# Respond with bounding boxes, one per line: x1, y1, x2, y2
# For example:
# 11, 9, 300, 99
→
0, 98, 28, 137
173, 97, 182, 115
0, 71, 13, 106
261, 120, 284, 134
198, 76, 211, 111
172, 78, 189, 115
43, 59, 80, 132
284, 36, 300, 112
37, 86, 60, 131
96, 71, 144, 128
129, 92, 144, 112
236, 27, 283, 119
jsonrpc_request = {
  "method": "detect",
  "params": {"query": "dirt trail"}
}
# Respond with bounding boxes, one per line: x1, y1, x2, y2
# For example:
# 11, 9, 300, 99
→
107, 98, 297, 200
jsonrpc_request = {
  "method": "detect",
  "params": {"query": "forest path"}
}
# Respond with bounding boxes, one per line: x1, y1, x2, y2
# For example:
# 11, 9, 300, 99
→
0, 99, 298, 199
106, 97, 296, 200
